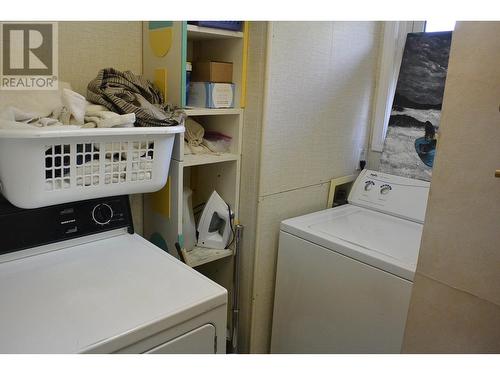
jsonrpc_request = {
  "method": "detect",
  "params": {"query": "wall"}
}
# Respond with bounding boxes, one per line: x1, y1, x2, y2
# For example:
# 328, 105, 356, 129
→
238, 21, 268, 354
59, 22, 144, 233
59, 22, 142, 94
402, 22, 500, 353
244, 21, 382, 353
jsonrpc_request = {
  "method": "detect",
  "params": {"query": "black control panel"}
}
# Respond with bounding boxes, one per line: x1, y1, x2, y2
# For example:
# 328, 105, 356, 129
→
0, 195, 134, 256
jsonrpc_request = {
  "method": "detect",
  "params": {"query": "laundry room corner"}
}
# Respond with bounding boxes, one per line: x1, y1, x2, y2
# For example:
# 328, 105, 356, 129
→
1, 2, 500, 365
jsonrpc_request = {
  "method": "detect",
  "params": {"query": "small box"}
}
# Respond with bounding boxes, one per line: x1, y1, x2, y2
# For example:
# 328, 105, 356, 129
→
187, 82, 235, 108
192, 61, 233, 83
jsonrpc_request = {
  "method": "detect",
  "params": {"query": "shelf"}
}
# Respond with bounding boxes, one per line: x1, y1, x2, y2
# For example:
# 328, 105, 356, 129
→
181, 246, 233, 268
183, 153, 239, 167
187, 24, 244, 40
184, 107, 243, 117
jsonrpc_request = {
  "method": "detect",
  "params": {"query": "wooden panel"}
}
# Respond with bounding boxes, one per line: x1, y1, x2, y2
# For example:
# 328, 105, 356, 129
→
404, 22, 500, 353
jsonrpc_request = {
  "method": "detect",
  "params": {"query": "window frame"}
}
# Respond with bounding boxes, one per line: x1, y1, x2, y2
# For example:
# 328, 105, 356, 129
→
370, 21, 425, 152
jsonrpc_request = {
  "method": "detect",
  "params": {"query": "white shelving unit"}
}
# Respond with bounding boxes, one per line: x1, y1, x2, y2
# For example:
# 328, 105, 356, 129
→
142, 20, 248, 342
144, 109, 242, 268
184, 153, 240, 167
187, 24, 244, 40
181, 246, 234, 268
142, 22, 247, 269
184, 108, 243, 116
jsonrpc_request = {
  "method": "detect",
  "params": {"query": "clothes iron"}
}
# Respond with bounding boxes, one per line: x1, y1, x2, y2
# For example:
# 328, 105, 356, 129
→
197, 191, 232, 249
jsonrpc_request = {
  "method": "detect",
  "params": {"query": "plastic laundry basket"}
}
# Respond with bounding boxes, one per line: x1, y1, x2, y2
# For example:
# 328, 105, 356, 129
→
0, 124, 184, 208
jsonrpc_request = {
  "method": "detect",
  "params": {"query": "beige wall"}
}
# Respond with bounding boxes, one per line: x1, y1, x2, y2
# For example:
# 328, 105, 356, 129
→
403, 21, 500, 353
59, 21, 142, 94
59, 21, 144, 233
243, 21, 382, 353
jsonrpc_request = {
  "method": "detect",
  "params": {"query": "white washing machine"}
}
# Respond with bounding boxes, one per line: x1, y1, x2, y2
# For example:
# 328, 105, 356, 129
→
0, 195, 227, 353
271, 169, 430, 353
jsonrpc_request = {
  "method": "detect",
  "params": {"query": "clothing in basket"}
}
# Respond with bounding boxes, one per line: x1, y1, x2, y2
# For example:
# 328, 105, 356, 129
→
87, 68, 185, 127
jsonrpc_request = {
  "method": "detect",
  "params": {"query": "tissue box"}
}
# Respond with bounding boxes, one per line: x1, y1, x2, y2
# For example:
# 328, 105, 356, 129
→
187, 82, 235, 108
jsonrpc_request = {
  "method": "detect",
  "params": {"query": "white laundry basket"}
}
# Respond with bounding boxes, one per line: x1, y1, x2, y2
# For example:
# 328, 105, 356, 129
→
0, 124, 184, 208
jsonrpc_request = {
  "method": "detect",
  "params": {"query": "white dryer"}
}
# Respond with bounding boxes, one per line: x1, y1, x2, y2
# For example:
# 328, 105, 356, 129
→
271, 169, 429, 353
0, 195, 227, 353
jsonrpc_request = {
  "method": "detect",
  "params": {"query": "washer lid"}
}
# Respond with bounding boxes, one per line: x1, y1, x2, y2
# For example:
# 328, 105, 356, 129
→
0, 233, 227, 353
280, 204, 424, 281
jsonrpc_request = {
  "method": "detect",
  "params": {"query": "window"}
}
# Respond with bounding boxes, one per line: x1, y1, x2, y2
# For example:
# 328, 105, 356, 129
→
370, 21, 424, 152
425, 20, 456, 32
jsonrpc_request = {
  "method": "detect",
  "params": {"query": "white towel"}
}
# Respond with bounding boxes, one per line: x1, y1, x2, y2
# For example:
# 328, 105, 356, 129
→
83, 104, 135, 128
0, 107, 63, 127
0, 84, 135, 130
54, 89, 87, 125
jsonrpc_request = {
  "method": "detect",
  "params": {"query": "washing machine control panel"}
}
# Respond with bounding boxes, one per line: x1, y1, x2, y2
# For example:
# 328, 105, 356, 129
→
348, 169, 430, 223
0, 195, 133, 256
364, 180, 375, 191
380, 184, 392, 195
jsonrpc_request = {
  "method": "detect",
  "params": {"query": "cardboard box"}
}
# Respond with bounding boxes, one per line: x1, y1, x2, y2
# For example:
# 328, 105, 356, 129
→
192, 61, 233, 83
187, 82, 235, 108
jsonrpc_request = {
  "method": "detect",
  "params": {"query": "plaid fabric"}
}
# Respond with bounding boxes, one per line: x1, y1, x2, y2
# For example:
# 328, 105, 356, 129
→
87, 68, 185, 127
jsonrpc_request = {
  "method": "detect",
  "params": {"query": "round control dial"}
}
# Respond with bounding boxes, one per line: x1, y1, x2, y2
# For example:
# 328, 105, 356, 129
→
380, 184, 392, 195
364, 180, 375, 191
92, 203, 113, 225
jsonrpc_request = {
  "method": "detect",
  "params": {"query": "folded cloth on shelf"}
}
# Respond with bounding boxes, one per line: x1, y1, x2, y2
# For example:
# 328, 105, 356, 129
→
86, 68, 185, 127
202, 131, 232, 153
184, 117, 215, 155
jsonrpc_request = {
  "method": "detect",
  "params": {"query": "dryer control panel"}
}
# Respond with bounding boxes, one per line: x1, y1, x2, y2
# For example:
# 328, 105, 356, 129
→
348, 170, 430, 223
0, 195, 133, 256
